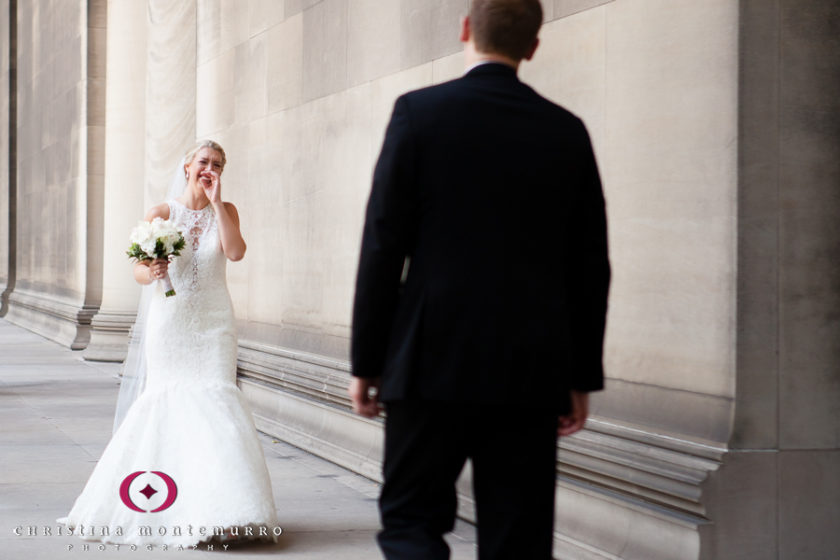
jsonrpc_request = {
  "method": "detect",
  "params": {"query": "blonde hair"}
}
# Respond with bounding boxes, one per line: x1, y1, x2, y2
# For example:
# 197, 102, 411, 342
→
184, 139, 227, 170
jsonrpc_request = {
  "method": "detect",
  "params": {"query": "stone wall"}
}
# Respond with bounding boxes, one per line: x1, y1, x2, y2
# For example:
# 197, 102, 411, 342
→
193, 0, 741, 456
189, 1, 744, 557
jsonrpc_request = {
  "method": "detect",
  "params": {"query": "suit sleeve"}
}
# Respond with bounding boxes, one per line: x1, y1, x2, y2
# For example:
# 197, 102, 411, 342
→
351, 95, 418, 379
567, 120, 611, 391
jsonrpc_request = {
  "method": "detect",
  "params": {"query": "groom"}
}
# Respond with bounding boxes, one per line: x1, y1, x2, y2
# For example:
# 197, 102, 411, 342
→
350, 0, 610, 558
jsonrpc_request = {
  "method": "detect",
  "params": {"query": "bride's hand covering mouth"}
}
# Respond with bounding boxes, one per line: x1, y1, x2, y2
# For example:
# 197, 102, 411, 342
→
200, 170, 221, 202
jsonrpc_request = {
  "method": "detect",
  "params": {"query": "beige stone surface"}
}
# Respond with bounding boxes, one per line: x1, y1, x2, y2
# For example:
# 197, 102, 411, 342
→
235, 32, 269, 124
347, 0, 401, 87
431, 50, 465, 84
541, 0, 556, 21
5, 0, 107, 349
248, 0, 285, 39
196, 47, 236, 137
284, 0, 321, 18
777, 0, 840, 451
206, 6, 440, 348
220, 0, 251, 55
601, 0, 739, 398
85, 0, 108, 308
84, 0, 149, 361
267, 13, 303, 113
240, 84, 372, 337
554, 480, 700, 560
553, 0, 614, 20
193, 0, 744, 407
368, 62, 434, 157
778, 450, 840, 558
14, 0, 87, 299
400, 0, 468, 69
521, 6, 606, 155
733, 0, 781, 450
301, 0, 348, 102
197, 0, 222, 65
701, 450, 779, 559
145, 0, 196, 206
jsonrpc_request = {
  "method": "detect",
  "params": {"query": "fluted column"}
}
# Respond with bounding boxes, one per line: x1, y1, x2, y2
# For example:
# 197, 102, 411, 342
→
0, 0, 15, 316
144, 0, 196, 206
4, 0, 105, 348
83, 0, 148, 361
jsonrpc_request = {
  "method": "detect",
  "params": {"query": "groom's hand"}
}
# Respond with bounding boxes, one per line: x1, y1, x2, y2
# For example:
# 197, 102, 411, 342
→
558, 390, 589, 436
349, 377, 383, 418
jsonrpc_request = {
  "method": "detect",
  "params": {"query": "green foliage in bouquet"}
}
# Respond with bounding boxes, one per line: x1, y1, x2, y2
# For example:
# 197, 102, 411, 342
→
126, 236, 186, 262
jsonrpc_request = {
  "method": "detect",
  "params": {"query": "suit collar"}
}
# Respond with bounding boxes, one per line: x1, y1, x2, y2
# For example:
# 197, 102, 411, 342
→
464, 61, 520, 81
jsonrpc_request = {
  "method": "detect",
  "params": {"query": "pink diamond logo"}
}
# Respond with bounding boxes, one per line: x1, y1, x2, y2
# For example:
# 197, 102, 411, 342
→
139, 483, 158, 499
120, 471, 178, 512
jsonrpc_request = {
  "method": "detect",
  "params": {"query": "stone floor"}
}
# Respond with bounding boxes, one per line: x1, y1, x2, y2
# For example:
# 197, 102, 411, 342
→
0, 318, 478, 559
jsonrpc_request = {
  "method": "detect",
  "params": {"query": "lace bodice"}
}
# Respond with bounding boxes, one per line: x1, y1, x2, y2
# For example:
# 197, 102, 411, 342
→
165, 199, 227, 296
142, 199, 236, 388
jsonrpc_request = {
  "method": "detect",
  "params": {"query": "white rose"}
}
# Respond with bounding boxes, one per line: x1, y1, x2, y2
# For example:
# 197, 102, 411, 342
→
150, 217, 166, 235
140, 238, 157, 256
163, 235, 176, 254
147, 219, 181, 256
129, 221, 153, 246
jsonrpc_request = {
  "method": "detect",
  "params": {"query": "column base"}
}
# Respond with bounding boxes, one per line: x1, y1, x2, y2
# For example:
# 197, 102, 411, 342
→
83, 309, 135, 362
4, 289, 98, 350
236, 339, 726, 560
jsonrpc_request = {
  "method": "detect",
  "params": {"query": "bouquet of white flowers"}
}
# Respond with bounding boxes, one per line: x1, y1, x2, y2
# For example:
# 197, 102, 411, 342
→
126, 218, 186, 297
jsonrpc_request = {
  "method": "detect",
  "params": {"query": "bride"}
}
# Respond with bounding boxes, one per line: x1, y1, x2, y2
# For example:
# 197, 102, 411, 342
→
57, 140, 280, 547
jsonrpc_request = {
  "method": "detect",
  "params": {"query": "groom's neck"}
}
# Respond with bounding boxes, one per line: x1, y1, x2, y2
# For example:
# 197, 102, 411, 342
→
464, 43, 521, 72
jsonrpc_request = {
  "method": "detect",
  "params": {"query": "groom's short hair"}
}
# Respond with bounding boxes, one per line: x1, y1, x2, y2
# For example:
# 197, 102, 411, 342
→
469, 0, 543, 61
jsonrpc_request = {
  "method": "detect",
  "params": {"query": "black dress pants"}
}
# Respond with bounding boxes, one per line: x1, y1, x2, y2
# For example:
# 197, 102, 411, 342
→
377, 400, 559, 560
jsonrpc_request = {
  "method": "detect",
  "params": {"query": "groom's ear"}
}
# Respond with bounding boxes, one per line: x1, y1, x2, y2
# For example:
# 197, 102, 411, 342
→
523, 37, 540, 61
460, 15, 471, 44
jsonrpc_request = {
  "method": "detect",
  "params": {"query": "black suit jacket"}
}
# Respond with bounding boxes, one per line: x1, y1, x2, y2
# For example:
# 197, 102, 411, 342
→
351, 63, 610, 413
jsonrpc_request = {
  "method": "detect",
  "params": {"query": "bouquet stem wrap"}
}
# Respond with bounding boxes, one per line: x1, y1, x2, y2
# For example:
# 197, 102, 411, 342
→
160, 271, 176, 297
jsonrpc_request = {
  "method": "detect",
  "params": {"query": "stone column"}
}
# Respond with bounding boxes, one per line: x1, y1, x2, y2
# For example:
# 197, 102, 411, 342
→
699, 1, 840, 558
144, 0, 196, 206
4, 0, 106, 348
0, 0, 15, 316
83, 0, 147, 361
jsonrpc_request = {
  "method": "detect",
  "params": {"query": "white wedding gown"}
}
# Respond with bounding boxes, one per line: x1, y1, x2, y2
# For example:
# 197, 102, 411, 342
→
57, 200, 280, 547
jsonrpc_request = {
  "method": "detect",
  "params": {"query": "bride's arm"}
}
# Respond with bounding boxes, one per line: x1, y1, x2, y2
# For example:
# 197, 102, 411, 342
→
202, 169, 246, 261
133, 203, 170, 285
212, 201, 247, 262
